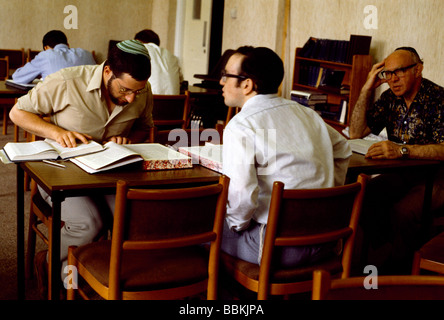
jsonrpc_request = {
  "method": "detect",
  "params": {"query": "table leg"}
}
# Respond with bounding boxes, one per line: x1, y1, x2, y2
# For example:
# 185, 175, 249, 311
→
16, 164, 25, 300
48, 191, 63, 300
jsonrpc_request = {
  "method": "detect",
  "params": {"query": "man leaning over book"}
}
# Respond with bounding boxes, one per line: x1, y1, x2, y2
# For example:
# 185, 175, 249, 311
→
349, 47, 444, 272
9, 40, 154, 299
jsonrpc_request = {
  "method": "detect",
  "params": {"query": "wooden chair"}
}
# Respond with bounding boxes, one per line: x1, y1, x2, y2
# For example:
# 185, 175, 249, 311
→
0, 48, 25, 74
412, 232, 444, 275
26, 49, 41, 63
220, 174, 368, 300
152, 91, 190, 132
67, 175, 229, 300
0, 57, 9, 80
312, 269, 444, 300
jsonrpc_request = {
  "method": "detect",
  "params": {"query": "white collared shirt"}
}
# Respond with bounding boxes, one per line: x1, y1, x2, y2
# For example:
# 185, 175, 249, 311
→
144, 43, 182, 95
222, 94, 351, 231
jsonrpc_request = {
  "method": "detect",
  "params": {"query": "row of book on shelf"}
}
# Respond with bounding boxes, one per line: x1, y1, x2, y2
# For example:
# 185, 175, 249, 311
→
298, 64, 349, 94
298, 34, 372, 64
0, 139, 223, 174
290, 89, 347, 124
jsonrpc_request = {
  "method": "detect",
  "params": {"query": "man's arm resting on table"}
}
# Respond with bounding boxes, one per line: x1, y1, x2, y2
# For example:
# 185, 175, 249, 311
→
366, 140, 444, 161
9, 106, 91, 148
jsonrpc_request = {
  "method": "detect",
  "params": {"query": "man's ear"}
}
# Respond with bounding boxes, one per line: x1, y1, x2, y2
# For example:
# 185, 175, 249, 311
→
242, 78, 255, 95
415, 63, 424, 77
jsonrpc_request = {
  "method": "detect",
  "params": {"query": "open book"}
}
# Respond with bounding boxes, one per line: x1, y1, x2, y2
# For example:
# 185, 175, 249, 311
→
2, 139, 104, 162
178, 143, 223, 173
70, 142, 193, 174
348, 139, 379, 155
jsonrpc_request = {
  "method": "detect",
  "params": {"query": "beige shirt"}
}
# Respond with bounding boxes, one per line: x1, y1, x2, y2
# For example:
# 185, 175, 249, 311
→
16, 62, 153, 142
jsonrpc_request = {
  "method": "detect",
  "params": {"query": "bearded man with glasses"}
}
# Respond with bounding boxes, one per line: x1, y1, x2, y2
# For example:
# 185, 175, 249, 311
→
9, 40, 154, 298
349, 47, 444, 274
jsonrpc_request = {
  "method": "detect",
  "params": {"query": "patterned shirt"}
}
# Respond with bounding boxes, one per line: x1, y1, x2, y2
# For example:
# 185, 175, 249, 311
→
367, 78, 444, 145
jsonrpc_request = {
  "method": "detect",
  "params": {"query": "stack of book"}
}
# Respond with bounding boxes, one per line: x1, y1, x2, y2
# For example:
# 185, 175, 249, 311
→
290, 90, 328, 109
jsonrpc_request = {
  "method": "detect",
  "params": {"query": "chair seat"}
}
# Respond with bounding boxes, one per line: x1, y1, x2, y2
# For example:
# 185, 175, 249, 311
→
73, 241, 210, 292
420, 232, 444, 264
221, 252, 343, 284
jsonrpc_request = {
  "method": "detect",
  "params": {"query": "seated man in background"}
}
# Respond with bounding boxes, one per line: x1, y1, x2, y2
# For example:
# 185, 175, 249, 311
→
135, 29, 183, 95
349, 47, 444, 272
10, 40, 153, 298
12, 30, 96, 84
220, 46, 352, 267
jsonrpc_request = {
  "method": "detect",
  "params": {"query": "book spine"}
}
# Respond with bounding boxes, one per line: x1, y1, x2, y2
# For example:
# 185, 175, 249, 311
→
142, 159, 192, 171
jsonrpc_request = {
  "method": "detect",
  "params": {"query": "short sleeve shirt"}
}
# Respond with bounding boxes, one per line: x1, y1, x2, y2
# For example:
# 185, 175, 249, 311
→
367, 78, 444, 144
16, 62, 154, 142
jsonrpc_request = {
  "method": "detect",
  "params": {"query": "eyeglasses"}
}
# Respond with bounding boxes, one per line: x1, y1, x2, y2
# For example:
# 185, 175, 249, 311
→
379, 63, 417, 80
220, 70, 248, 83
111, 74, 147, 95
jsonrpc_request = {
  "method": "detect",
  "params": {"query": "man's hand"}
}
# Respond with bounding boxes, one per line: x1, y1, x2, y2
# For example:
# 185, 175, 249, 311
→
363, 60, 387, 91
106, 136, 131, 144
55, 131, 92, 148
365, 140, 402, 159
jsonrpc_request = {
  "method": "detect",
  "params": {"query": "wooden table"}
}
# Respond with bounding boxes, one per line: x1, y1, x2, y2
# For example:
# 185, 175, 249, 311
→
16, 162, 221, 300
0, 80, 28, 135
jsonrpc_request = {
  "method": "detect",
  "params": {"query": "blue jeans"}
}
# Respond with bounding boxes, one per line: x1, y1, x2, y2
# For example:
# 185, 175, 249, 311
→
221, 220, 335, 267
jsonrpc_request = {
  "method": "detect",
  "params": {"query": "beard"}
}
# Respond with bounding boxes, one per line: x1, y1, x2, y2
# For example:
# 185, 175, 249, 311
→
106, 78, 128, 106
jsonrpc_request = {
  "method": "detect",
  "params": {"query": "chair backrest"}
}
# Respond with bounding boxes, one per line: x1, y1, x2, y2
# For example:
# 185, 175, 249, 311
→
0, 48, 25, 71
312, 269, 444, 300
108, 175, 229, 299
0, 57, 9, 80
152, 91, 190, 131
258, 174, 368, 297
26, 49, 41, 63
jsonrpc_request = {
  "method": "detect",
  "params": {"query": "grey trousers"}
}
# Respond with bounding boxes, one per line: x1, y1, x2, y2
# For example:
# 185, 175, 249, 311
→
38, 186, 115, 277
220, 220, 335, 267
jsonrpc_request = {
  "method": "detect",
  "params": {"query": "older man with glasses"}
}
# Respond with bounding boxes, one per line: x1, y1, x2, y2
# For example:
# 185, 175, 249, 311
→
349, 47, 444, 274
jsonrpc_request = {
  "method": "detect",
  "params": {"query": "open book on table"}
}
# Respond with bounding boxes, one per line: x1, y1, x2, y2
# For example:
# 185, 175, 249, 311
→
70, 142, 193, 174
348, 139, 380, 155
178, 143, 223, 173
1, 139, 104, 162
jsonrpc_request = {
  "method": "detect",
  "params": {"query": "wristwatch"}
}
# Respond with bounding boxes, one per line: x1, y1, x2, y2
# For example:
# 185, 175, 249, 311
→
400, 146, 410, 159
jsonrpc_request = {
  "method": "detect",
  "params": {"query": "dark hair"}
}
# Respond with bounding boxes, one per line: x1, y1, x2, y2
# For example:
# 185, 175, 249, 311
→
395, 47, 423, 64
42, 30, 68, 49
105, 45, 151, 81
235, 46, 284, 94
134, 29, 160, 46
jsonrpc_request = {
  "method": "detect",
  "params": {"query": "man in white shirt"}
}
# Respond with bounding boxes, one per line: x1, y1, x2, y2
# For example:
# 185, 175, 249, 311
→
12, 30, 96, 84
220, 46, 351, 266
135, 29, 183, 95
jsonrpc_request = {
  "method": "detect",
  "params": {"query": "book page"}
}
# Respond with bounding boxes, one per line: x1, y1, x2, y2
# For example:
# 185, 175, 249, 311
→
3, 140, 58, 161
73, 141, 141, 170
348, 139, 379, 155
125, 143, 190, 160
44, 139, 104, 159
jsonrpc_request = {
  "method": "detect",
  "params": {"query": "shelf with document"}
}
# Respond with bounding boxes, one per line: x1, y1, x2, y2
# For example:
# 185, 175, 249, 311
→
292, 45, 372, 133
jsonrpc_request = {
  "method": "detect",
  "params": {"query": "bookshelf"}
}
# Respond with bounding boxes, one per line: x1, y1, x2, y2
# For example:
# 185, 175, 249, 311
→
292, 47, 372, 132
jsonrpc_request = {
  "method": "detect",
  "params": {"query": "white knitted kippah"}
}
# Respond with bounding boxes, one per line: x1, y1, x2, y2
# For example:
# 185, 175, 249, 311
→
116, 40, 150, 60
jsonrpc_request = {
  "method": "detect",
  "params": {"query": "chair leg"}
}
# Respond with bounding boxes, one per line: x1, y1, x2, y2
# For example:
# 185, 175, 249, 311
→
67, 246, 77, 300
411, 251, 422, 275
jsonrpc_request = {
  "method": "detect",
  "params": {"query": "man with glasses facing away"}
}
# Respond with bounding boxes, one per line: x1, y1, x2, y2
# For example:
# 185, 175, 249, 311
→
9, 40, 153, 298
349, 47, 444, 273
219, 46, 351, 268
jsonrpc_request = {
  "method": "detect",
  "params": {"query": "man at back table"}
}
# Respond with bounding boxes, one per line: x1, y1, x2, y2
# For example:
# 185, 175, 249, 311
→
349, 47, 444, 272
12, 30, 96, 84
9, 40, 153, 298
135, 29, 183, 95
220, 46, 352, 267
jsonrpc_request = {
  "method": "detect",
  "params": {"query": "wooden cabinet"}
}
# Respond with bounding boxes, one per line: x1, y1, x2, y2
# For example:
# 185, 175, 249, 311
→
292, 48, 372, 132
